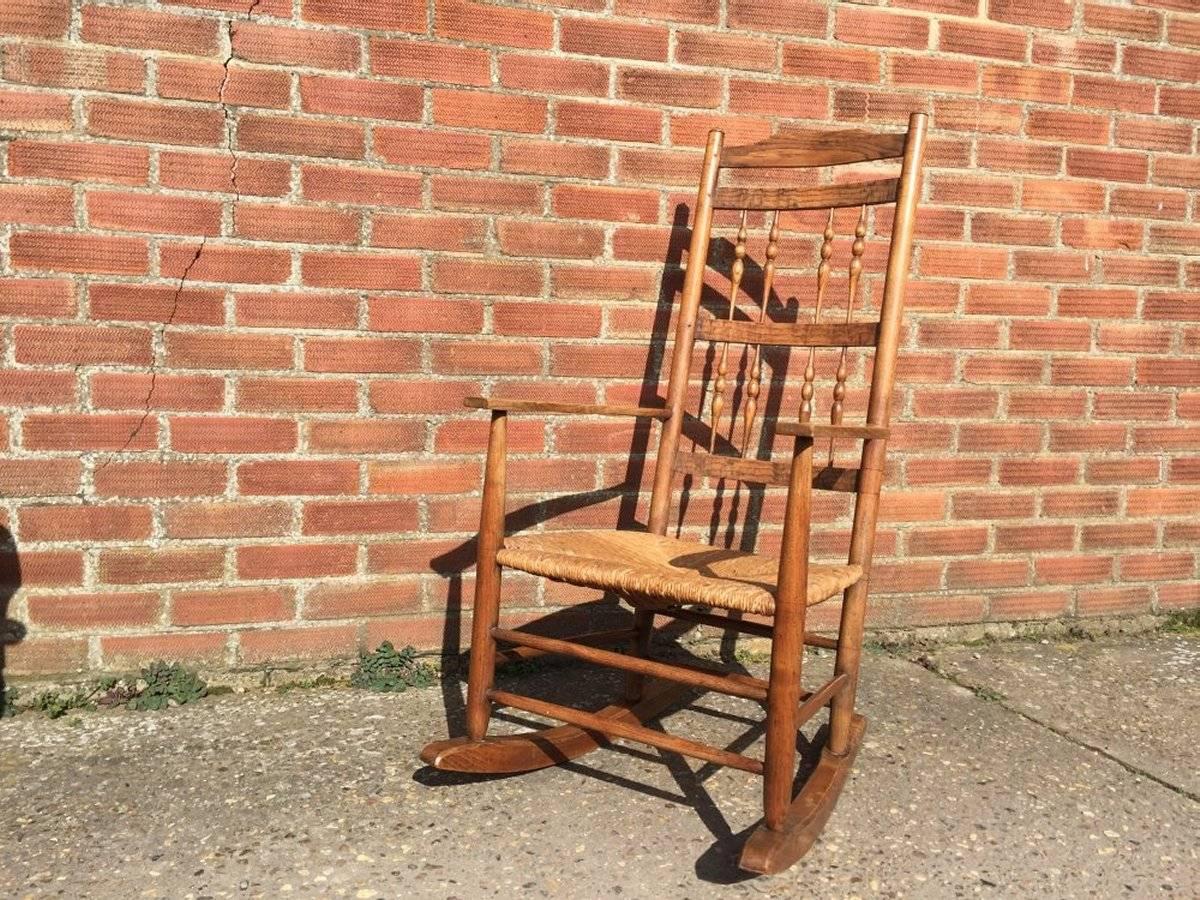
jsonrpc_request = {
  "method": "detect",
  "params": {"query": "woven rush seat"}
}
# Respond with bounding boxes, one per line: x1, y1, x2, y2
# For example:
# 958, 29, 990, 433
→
496, 530, 862, 617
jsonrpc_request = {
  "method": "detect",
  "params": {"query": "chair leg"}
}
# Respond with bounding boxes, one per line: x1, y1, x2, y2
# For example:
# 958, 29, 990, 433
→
464, 558, 502, 741
828, 581, 868, 756
623, 608, 656, 702
464, 410, 507, 742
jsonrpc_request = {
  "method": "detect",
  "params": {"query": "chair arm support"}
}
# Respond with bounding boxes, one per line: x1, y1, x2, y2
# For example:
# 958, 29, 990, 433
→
776, 421, 889, 440
465, 396, 670, 419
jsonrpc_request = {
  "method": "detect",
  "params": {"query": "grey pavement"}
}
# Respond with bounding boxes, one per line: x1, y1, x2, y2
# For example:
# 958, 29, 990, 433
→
1, 632, 1197, 899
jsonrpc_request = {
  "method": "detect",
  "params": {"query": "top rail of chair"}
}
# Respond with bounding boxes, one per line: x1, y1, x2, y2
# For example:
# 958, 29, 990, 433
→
719, 128, 908, 169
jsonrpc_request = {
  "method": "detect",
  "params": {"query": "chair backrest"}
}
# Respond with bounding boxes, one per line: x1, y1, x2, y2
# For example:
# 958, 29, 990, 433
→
646, 113, 929, 570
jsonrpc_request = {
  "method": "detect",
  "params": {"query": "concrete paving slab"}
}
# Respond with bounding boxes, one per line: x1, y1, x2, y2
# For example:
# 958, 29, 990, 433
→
928, 633, 1200, 800
0, 641, 1197, 899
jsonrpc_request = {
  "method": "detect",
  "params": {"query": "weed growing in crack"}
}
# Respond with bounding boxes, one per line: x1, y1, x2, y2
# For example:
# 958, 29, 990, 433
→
126, 661, 208, 711
351, 642, 436, 693
1162, 609, 1200, 634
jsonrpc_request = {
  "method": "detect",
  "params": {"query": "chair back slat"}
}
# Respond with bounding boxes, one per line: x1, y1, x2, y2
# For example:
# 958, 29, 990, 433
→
801, 211, 836, 424
673, 451, 862, 494
829, 205, 868, 466
719, 129, 907, 168
709, 210, 748, 452
713, 177, 898, 211
697, 319, 879, 348
740, 211, 779, 456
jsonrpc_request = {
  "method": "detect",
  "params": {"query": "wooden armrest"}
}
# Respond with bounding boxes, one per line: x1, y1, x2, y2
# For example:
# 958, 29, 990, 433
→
465, 397, 670, 418
776, 421, 889, 440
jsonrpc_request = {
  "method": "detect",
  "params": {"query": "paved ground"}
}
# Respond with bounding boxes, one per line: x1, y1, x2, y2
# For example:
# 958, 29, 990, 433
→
1, 632, 1197, 899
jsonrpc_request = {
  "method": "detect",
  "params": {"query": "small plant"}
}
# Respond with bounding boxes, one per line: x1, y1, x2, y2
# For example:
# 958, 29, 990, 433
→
1162, 609, 1200, 634
127, 661, 208, 711
351, 641, 435, 693
30, 682, 108, 719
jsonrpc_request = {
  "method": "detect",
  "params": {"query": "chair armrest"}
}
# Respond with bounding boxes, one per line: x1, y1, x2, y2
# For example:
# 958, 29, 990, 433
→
776, 421, 889, 440
465, 397, 670, 419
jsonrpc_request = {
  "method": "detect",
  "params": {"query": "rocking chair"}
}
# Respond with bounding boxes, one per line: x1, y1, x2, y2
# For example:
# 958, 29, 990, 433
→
421, 113, 929, 874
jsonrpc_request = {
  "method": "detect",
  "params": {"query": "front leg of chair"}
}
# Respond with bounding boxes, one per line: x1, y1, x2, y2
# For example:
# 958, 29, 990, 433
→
465, 410, 507, 741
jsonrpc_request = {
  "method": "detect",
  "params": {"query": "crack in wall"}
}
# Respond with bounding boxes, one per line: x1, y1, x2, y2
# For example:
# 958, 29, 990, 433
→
105, 0, 262, 462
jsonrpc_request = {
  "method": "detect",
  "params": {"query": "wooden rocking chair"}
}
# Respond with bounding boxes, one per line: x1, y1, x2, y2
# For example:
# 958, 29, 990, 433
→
421, 113, 929, 874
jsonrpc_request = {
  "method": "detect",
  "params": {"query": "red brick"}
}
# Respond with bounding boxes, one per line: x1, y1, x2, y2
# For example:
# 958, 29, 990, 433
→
783, 44, 880, 82
836, 7, 929, 48
89, 283, 224, 325
560, 18, 668, 60
160, 242, 292, 284
171, 416, 297, 453
676, 31, 776, 73
1032, 36, 1116, 72
368, 297, 485, 333
235, 203, 360, 245
238, 460, 359, 495
100, 547, 224, 585
557, 100, 661, 144
238, 114, 364, 159
237, 377, 358, 413
304, 580, 421, 619
988, 0, 1072, 29
83, 4, 219, 55
164, 501, 292, 539
8, 139, 148, 185
436, 0, 554, 50
87, 190, 222, 237
15, 324, 151, 366
939, 21, 1026, 61
26, 591, 160, 628
307, 419, 425, 454
303, 499, 419, 535
304, 337, 421, 373
434, 88, 546, 133
301, 252, 421, 290
302, 162, 422, 205
237, 544, 357, 580
0, 0, 70, 37
11, 232, 148, 275
1124, 45, 1200, 83
89, 97, 223, 146
432, 176, 542, 214
299, 76, 422, 122
0, 370, 76, 407
232, 22, 359, 70
23, 413, 156, 451
1082, 2, 1162, 40
301, 0, 424, 31
93, 461, 225, 499
102, 632, 227, 669
372, 214, 487, 252
20, 504, 152, 542
166, 331, 292, 371
368, 460, 481, 495
172, 586, 292, 626
239, 624, 358, 664
371, 38, 490, 85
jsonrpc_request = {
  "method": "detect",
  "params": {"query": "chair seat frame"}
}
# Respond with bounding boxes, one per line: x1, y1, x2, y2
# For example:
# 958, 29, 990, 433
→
421, 113, 929, 875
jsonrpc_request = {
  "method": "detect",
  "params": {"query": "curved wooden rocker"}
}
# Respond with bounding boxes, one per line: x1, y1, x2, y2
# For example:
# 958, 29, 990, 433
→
420, 114, 928, 875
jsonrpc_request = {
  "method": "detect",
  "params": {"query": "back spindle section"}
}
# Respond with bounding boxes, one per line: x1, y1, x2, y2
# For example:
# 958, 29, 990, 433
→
739, 210, 780, 456
829, 205, 868, 466
710, 210, 748, 452
800, 210, 836, 424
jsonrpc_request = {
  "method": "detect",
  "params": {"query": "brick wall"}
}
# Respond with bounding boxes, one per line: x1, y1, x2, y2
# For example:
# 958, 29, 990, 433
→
1, 0, 1198, 678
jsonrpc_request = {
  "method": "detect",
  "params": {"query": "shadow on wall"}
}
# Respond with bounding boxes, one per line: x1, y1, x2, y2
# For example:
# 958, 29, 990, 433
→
1, 525, 25, 699
425, 200, 798, 735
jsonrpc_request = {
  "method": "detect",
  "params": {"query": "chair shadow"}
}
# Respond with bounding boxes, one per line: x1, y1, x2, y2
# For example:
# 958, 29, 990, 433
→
0, 526, 25, 707
417, 201, 807, 883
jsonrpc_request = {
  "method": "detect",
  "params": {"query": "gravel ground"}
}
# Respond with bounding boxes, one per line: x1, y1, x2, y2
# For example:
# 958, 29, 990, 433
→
1, 633, 1197, 899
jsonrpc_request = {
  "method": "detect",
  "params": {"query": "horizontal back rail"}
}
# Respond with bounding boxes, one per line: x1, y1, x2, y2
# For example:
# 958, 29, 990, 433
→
719, 130, 907, 168
713, 177, 898, 211
675, 451, 860, 493
697, 318, 880, 348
